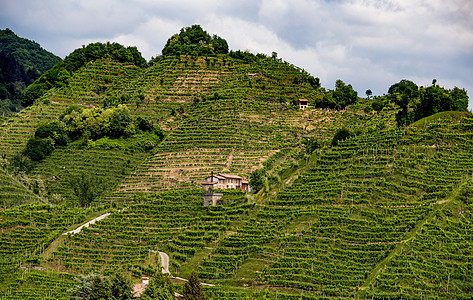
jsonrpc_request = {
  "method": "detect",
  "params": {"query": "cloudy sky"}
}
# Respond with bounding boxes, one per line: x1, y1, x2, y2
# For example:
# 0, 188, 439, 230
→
1, 0, 472, 108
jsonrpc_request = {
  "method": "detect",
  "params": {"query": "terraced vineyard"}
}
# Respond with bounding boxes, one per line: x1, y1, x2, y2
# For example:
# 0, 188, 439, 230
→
48, 191, 253, 275
257, 115, 473, 298
0, 40, 472, 299
0, 203, 97, 299
0, 59, 141, 160
0, 168, 42, 208
31, 148, 145, 205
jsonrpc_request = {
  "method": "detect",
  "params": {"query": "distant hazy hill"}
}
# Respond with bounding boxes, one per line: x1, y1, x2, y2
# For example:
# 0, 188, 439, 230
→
0, 28, 60, 116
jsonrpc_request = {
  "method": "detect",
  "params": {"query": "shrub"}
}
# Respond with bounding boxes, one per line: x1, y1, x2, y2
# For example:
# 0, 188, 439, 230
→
35, 121, 68, 146
331, 128, 352, 147
250, 169, 265, 192
23, 137, 53, 161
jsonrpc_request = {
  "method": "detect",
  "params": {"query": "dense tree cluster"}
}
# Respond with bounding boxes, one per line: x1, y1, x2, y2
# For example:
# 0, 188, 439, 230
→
0, 28, 60, 73
22, 42, 146, 107
60, 104, 137, 140
250, 168, 266, 192
388, 79, 469, 126
140, 272, 174, 300
0, 28, 60, 115
162, 25, 228, 57
313, 80, 358, 110
69, 272, 134, 300
21, 104, 163, 163
228, 50, 265, 63
182, 271, 206, 300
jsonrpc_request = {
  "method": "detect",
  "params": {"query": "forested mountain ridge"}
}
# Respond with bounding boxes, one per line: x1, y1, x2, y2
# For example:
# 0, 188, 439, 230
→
0, 26, 472, 299
0, 28, 60, 74
0, 28, 61, 117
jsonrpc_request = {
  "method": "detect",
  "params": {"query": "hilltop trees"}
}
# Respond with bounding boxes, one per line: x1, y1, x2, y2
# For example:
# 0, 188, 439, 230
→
22, 42, 146, 107
0, 29, 60, 115
333, 79, 358, 108
415, 85, 469, 120
162, 25, 228, 57
315, 80, 358, 110
388, 79, 418, 126
389, 79, 469, 126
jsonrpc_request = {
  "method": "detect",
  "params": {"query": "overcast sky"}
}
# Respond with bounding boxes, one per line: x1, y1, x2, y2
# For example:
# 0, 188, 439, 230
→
1, 0, 472, 109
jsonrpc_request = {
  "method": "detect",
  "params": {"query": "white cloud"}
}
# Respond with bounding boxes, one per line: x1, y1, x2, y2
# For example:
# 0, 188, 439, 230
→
112, 17, 185, 59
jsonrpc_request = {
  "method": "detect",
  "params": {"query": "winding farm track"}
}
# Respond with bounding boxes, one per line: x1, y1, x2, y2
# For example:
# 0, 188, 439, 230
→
159, 251, 170, 274
62, 213, 111, 235
58, 212, 215, 286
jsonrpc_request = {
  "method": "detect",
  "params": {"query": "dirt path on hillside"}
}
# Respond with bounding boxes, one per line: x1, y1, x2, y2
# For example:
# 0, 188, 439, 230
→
157, 250, 215, 286
224, 148, 234, 171
159, 251, 170, 274
62, 213, 111, 235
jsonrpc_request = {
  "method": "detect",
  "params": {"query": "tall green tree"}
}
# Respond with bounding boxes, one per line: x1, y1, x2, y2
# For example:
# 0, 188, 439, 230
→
23, 136, 54, 161
182, 271, 206, 300
110, 272, 134, 300
69, 274, 99, 300
211, 35, 229, 54
141, 273, 174, 300
69, 172, 103, 207
388, 79, 418, 126
90, 276, 112, 300
331, 79, 358, 109
450, 87, 469, 112
250, 169, 265, 192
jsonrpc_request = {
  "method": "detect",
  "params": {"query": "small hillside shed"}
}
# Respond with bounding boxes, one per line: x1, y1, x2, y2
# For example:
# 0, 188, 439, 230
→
297, 99, 309, 110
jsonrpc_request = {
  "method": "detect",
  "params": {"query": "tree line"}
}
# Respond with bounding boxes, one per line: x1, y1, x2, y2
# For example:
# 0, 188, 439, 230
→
12, 104, 163, 170
21, 42, 146, 107
0, 28, 61, 115
69, 270, 205, 300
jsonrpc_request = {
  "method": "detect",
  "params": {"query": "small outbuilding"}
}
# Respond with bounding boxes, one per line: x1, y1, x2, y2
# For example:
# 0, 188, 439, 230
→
297, 99, 309, 110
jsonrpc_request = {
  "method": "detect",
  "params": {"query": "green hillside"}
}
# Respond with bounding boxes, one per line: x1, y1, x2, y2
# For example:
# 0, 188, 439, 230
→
0, 28, 61, 117
0, 29, 60, 73
0, 27, 472, 299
